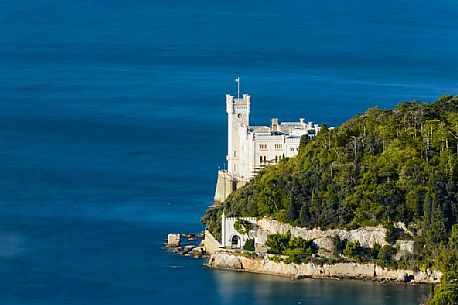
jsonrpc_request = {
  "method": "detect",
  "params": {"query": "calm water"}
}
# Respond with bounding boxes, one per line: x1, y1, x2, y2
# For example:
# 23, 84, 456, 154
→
1, 1, 457, 304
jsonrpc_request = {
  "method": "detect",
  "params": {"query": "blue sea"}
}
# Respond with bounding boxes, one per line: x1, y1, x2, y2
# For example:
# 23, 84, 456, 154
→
1, 1, 457, 304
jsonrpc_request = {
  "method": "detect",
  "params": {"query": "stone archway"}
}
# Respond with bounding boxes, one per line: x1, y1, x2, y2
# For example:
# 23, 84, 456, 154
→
231, 235, 241, 249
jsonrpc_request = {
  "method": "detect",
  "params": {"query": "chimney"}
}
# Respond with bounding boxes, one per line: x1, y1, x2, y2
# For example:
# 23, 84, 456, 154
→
271, 118, 279, 132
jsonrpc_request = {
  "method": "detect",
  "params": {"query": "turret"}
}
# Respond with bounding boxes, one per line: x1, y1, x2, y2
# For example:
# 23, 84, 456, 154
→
271, 118, 279, 132
226, 94, 250, 178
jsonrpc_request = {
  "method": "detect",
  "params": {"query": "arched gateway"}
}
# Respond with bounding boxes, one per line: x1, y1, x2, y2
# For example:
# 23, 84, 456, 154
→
231, 235, 241, 248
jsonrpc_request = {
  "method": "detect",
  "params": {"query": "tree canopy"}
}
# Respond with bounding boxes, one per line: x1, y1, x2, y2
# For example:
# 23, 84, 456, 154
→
204, 96, 458, 236
202, 96, 458, 303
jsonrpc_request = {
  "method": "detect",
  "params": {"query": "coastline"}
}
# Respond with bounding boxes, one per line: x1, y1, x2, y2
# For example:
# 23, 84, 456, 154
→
205, 252, 442, 284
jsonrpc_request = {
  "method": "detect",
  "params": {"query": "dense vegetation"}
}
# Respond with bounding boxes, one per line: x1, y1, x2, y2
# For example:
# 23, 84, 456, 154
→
234, 219, 255, 251
265, 231, 317, 264
202, 95, 458, 304
330, 236, 399, 267
264, 232, 400, 267
428, 225, 458, 304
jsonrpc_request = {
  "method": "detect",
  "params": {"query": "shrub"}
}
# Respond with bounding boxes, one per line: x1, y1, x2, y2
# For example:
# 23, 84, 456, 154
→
266, 231, 317, 264
234, 219, 254, 235
385, 224, 397, 245
268, 255, 282, 263
343, 240, 363, 259
331, 235, 346, 255
243, 239, 255, 251
266, 231, 291, 254
371, 243, 381, 259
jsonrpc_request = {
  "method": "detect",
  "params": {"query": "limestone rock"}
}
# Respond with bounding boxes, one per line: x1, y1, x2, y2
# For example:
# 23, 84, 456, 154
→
206, 252, 441, 284
397, 271, 411, 283
184, 245, 194, 252
256, 219, 388, 249
207, 253, 243, 270
192, 247, 205, 254
167, 234, 181, 247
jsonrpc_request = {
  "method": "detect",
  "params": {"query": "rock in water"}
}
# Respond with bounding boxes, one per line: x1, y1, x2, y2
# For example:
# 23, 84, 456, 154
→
192, 247, 205, 255
167, 234, 181, 247
184, 245, 194, 252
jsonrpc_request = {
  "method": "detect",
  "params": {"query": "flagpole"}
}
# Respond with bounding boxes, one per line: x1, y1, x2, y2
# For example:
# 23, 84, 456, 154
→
236, 76, 240, 99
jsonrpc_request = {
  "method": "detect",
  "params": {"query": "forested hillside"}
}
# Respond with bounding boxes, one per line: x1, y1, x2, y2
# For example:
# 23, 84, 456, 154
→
202, 96, 458, 302
205, 95, 457, 235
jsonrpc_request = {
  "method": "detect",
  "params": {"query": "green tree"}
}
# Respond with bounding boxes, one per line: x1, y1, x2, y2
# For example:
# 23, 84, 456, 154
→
343, 240, 363, 259
243, 239, 255, 251
234, 219, 254, 235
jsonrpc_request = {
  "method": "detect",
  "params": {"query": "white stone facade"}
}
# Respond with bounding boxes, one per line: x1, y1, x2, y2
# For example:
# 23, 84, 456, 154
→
221, 213, 258, 249
214, 93, 324, 202
225, 94, 321, 181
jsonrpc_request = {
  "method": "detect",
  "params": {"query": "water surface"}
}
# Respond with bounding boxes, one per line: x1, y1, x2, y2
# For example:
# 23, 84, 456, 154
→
1, 0, 456, 304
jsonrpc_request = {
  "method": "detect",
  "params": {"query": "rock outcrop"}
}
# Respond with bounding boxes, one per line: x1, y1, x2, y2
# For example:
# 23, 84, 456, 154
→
167, 233, 181, 247
206, 252, 442, 284
256, 219, 388, 252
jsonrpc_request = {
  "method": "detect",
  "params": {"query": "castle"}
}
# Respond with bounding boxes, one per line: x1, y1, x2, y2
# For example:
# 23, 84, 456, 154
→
214, 93, 323, 203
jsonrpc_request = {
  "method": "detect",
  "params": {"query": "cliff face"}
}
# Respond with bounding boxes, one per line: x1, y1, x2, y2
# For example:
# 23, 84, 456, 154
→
256, 219, 388, 252
206, 252, 442, 284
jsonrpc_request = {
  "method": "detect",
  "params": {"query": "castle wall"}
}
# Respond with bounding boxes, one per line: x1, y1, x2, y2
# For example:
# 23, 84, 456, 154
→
285, 137, 301, 158
221, 214, 257, 249
203, 229, 223, 254
214, 170, 236, 203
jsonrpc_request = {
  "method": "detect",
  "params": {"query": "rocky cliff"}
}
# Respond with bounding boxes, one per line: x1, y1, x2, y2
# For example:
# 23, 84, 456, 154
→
256, 219, 388, 253
206, 252, 442, 284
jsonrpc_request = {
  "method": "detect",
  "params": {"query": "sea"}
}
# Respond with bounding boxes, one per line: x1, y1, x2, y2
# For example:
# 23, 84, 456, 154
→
1, 0, 457, 304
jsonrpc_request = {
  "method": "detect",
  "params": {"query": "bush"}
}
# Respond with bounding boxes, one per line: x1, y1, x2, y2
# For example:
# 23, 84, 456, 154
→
266, 231, 317, 264
378, 245, 397, 261
340, 240, 379, 262
284, 247, 312, 264
343, 240, 363, 259
266, 231, 291, 254
234, 219, 254, 235
377, 245, 398, 269
371, 243, 381, 259
385, 224, 397, 245
243, 239, 255, 251
268, 255, 282, 263
241, 251, 258, 259
331, 235, 346, 255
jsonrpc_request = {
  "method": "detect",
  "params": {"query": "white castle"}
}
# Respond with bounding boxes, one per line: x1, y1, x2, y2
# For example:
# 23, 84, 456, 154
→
214, 92, 323, 203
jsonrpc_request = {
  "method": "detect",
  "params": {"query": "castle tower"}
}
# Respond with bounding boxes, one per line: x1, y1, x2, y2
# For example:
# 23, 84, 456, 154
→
226, 94, 250, 179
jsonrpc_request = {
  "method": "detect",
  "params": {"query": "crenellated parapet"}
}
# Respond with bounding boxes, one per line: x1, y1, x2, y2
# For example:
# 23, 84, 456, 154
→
221, 213, 258, 249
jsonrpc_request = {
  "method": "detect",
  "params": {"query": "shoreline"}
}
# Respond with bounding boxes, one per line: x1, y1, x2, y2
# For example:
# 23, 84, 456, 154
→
205, 252, 442, 285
